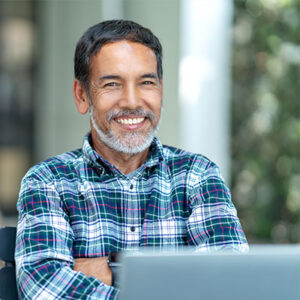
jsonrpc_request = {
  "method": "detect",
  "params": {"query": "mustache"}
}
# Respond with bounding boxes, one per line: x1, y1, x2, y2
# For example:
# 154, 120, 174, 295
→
106, 109, 156, 122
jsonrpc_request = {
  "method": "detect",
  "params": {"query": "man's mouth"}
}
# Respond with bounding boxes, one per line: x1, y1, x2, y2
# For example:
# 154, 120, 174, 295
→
116, 117, 145, 125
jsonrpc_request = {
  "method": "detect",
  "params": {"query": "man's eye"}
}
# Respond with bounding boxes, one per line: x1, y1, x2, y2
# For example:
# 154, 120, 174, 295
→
104, 82, 119, 88
142, 81, 154, 85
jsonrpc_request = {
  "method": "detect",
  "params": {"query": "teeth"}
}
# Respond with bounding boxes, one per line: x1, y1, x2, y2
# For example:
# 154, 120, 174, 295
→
117, 118, 145, 125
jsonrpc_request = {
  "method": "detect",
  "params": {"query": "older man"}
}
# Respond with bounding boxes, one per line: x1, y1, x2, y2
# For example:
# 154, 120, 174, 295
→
15, 20, 248, 299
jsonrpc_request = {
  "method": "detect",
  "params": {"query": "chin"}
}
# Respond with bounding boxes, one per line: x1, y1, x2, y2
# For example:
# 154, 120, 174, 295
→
105, 131, 155, 154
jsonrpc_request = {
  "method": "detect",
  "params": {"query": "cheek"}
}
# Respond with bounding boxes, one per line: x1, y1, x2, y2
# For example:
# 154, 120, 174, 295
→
144, 89, 162, 108
92, 105, 107, 126
92, 97, 118, 119
91, 87, 121, 109
152, 98, 162, 115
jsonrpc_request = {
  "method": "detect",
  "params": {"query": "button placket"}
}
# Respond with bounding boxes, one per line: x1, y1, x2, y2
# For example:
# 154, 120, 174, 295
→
125, 178, 140, 244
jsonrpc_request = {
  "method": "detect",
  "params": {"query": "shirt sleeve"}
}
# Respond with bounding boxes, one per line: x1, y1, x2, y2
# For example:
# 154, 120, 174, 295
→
186, 165, 248, 252
15, 177, 119, 300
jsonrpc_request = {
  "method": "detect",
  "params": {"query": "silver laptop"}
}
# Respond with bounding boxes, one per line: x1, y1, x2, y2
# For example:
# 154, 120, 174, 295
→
119, 246, 300, 300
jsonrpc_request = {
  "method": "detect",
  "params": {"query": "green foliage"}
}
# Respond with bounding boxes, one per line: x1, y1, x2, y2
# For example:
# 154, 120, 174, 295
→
232, 0, 300, 243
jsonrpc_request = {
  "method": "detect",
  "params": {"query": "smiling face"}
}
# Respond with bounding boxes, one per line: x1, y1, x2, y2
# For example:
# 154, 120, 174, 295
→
85, 40, 163, 155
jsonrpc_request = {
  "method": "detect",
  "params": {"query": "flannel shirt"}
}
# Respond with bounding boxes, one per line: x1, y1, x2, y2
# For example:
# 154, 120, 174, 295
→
15, 133, 248, 299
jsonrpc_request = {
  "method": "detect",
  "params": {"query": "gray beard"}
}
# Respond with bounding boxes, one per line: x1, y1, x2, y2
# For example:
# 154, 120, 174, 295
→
90, 105, 159, 154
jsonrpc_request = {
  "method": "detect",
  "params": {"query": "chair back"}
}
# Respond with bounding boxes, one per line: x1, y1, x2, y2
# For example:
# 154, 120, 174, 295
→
0, 227, 18, 300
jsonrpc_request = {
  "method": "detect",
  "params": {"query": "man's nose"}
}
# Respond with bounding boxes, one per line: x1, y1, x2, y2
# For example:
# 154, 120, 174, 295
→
119, 84, 141, 109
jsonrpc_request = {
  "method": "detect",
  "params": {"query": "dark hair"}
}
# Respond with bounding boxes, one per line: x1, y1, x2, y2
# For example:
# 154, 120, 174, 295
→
74, 19, 163, 88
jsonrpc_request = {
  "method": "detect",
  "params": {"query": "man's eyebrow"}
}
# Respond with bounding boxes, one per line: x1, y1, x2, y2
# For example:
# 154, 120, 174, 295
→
141, 73, 158, 79
98, 75, 121, 81
98, 73, 158, 81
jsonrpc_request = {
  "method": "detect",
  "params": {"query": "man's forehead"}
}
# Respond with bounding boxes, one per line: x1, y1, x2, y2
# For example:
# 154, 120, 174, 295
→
89, 40, 158, 77
95, 40, 156, 58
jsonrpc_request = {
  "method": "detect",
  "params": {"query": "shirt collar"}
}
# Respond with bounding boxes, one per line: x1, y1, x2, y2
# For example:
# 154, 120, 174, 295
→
144, 137, 164, 168
82, 132, 102, 166
82, 132, 164, 172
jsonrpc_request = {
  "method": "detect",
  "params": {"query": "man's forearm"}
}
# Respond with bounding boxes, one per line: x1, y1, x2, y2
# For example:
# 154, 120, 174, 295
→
16, 258, 117, 299
74, 256, 112, 286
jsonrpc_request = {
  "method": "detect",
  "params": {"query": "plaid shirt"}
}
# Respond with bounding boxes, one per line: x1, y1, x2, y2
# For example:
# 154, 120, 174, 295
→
15, 133, 248, 299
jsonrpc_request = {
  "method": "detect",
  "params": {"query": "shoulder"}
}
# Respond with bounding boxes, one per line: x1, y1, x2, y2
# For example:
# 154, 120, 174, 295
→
161, 144, 222, 184
23, 148, 82, 184
162, 144, 216, 171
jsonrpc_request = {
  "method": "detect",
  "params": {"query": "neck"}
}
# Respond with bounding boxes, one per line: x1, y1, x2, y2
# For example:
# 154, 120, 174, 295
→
91, 130, 150, 175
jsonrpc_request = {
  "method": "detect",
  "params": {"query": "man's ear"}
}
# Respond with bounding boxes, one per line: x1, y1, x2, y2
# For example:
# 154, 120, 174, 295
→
73, 79, 90, 114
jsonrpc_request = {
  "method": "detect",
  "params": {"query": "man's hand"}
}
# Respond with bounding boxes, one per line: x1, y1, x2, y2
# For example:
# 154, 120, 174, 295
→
74, 256, 112, 286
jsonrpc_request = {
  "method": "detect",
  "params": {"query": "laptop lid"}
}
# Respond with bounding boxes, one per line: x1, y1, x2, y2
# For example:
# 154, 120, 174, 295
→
119, 246, 300, 300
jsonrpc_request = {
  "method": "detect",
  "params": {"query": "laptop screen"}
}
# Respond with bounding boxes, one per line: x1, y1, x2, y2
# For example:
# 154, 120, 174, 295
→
119, 246, 300, 300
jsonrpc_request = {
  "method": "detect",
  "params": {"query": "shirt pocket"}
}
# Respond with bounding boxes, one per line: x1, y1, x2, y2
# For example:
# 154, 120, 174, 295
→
140, 217, 187, 247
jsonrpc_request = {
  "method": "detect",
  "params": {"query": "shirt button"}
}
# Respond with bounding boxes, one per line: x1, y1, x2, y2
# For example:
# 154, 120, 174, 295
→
130, 184, 134, 189
130, 226, 136, 232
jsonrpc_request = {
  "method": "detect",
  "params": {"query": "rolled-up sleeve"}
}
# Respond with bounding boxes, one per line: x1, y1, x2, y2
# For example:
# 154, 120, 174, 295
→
186, 165, 248, 252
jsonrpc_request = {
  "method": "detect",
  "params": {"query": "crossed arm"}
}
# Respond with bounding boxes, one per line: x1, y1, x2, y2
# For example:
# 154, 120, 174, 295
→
15, 178, 118, 300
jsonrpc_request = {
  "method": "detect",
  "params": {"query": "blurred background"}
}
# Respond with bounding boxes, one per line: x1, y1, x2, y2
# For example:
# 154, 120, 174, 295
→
0, 0, 299, 244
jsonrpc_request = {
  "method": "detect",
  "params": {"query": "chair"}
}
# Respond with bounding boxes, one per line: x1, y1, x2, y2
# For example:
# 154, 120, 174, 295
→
0, 227, 18, 300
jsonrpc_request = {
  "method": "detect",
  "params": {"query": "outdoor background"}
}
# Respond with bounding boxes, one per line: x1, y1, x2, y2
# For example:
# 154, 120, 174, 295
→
0, 0, 299, 244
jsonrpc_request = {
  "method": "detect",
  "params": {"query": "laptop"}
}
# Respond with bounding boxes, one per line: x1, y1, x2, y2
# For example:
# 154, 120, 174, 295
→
119, 246, 300, 300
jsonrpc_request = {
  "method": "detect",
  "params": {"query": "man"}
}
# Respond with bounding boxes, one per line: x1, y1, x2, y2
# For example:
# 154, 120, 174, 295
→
15, 20, 248, 299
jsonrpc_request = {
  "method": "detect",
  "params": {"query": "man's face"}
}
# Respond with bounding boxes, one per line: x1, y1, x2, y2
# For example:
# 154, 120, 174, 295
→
87, 40, 163, 154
